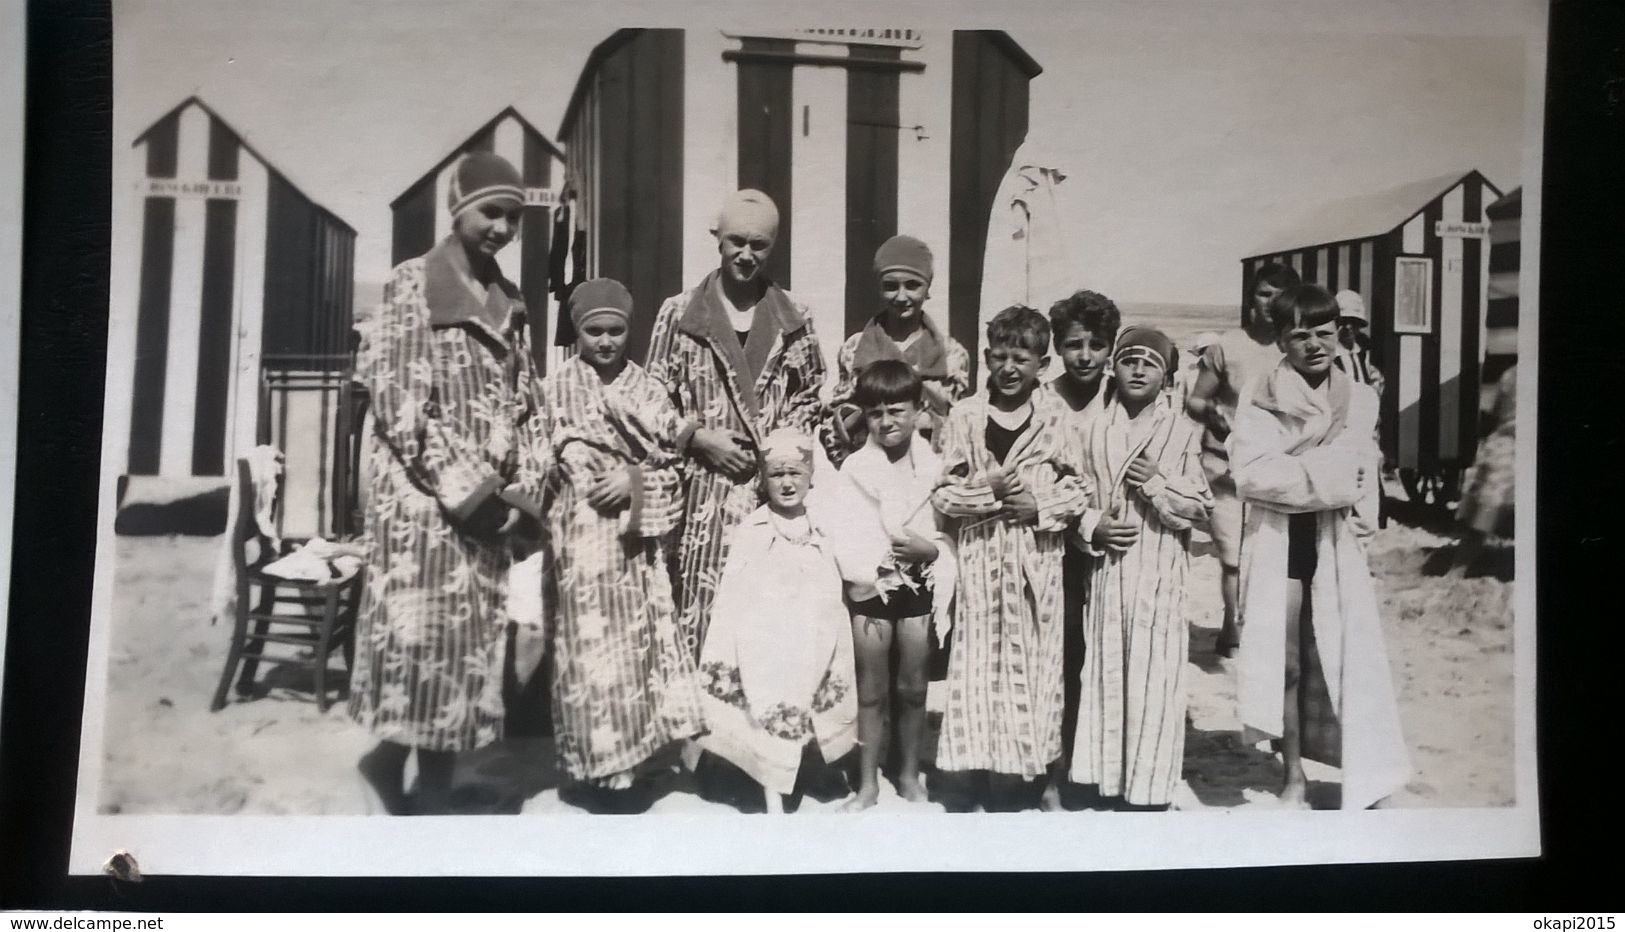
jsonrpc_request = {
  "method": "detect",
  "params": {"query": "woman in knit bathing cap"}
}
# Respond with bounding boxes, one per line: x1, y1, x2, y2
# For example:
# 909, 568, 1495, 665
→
697, 428, 857, 813
824, 235, 971, 465
351, 151, 549, 815
536, 278, 705, 813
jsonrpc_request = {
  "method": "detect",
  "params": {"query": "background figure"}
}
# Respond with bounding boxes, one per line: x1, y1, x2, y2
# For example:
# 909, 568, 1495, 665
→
539, 278, 703, 813
1186, 261, 1299, 658
1453, 363, 1517, 571
824, 235, 971, 466
645, 190, 827, 658
349, 153, 547, 815
1333, 289, 1386, 524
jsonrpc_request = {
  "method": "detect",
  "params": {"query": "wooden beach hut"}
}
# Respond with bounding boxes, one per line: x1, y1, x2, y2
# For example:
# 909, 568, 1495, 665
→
389, 106, 569, 371
113, 97, 358, 536
556, 27, 1041, 380
1241, 170, 1504, 502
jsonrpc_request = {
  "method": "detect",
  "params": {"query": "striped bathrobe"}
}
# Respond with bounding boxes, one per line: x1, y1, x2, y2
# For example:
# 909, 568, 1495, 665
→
1068, 395, 1213, 805
537, 357, 704, 784
645, 271, 826, 656
931, 395, 1091, 777
349, 239, 547, 752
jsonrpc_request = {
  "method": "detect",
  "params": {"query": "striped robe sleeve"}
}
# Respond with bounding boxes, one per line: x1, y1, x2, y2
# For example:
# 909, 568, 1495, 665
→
931, 407, 1004, 519
1229, 404, 1371, 514
1136, 426, 1213, 530
645, 296, 696, 418
944, 337, 973, 402
362, 263, 503, 520
622, 378, 687, 539
781, 316, 829, 436
1030, 460, 1090, 533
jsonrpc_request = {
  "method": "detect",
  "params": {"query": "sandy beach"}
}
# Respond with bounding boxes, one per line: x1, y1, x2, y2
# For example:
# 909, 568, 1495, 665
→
93, 492, 1514, 816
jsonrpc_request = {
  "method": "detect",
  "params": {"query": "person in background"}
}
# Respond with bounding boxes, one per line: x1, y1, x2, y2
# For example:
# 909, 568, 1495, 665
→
1035, 289, 1119, 811
645, 190, 827, 661
350, 152, 547, 815
823, 360, 955, 811
537, 278, 704, 814
930, 305, 1090, 812
1182, 331, 1220, 408
1185, 261, 1300, 658
1332, 289, 1385, 396
1229, 283, 1409, 811
697, 429, 857, 813
1452, 363, 1517, 572
823, 235, 971, 466
1069, 327, 1213, 810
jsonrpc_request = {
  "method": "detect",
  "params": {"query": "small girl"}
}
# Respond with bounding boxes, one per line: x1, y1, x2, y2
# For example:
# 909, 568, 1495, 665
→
697, 429, 858, 812
1230, 283, 1410, 810
822, 360, 957, 811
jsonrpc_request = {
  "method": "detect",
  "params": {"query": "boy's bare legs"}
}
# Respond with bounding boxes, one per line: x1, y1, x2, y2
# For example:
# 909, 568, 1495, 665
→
1278, 581, 1310, 809
764, 786, 785, 814
414, 748, 458, 815
893, 615, 932, 803
843, 615, 893, 812
1217, 565, 1241, 656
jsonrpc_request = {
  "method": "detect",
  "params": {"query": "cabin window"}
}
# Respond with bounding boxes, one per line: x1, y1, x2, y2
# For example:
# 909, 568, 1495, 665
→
1393, 256, 1433, 334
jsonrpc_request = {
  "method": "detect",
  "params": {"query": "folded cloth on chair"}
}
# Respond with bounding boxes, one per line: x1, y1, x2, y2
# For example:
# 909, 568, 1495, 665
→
209, 446, 286, 625
261, 538, 366, 583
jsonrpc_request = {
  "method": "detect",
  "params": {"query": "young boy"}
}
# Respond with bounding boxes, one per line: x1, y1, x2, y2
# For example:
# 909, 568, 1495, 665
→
1037, 289, 1121, 810
1229, 284, 1409, 810
823, 360, 957, 811
931, 305, 1091, 812
1186, 261, 1300, 658
1069, 327, 1213, 810
537, 278, 705, 813
698, 429, 857, 813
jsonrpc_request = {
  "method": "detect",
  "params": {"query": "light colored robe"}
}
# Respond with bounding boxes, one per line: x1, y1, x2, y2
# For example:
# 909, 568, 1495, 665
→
646, 272, 827, 657
931, 395, 1091, 777
697, 507, 857, 794
1230, 363, 1411, 810
1068, 395, 1213, 805
538, 357, 704, 784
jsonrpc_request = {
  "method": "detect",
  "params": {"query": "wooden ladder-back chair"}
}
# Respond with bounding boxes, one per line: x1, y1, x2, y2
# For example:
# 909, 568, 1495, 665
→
209, 457, 365, 712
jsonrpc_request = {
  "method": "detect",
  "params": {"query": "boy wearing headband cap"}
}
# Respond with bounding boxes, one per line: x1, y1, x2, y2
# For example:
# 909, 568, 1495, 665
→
930, 306, 1091, 812
697, 428, 857, 813
646, 190, 827, 660
350, 151, 546, 815
1067, 326, 1212, 810
824, 235, 971, 465
534, 277, 704, 810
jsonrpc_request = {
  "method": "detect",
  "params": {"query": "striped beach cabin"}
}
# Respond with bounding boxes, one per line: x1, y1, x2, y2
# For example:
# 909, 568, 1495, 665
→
1483, 186, 1521, 395
116, 97, 356, 492
556, 27, 1041, 381
1241, 170, 1504, 498
389, 107, 569, 371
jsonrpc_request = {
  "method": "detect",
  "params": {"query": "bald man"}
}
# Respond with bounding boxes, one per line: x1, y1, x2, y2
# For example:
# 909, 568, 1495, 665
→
646, 190, 827, 657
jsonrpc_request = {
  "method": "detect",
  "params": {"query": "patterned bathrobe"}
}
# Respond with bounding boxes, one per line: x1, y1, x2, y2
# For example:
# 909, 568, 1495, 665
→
537, 356, 705, 785
645, 271, 826, 656
349, 238, 547, 752
931, 395, 1091, 777
822, 315, 972, 465
1068, 394, 1213, 805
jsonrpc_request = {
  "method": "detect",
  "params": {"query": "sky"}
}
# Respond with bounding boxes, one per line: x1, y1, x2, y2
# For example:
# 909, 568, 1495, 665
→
114, 0, 1540, 306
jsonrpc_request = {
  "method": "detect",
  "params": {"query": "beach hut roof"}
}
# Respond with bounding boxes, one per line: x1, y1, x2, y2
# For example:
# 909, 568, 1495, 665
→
132, 96, 356, 234
389, 105, 565, 209
1245, 169, 1500, 259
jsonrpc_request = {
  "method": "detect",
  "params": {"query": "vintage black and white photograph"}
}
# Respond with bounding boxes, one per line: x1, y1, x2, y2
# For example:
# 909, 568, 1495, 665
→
70, 0, 1542, 875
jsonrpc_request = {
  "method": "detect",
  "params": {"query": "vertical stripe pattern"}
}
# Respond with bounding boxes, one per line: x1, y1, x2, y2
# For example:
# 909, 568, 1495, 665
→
844, 46, 901, 336
736, 38, 796, 289
789, 54, 849, 385
158, 105, 212, 476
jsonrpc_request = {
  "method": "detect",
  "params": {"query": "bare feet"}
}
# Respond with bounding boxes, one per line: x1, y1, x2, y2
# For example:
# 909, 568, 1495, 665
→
1039, 782, 1066, 812
357, 749, 410, 816
841, 785, 880, 812
1278, 775, 1310, 810
896, 774, 930, 804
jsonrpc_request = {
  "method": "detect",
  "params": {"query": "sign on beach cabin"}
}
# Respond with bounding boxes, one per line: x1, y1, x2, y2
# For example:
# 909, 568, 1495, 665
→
143, 179, 243, 199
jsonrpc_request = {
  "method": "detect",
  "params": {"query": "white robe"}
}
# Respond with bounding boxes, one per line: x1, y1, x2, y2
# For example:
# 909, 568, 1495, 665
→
1229, 370, 1411, 810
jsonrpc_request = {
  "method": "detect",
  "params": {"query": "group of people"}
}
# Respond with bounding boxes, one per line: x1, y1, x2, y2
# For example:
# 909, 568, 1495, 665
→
345, 151, 1411, 817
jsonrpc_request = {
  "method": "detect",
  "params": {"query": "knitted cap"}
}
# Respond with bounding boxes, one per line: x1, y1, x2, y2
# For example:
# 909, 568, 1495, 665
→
873, 234, 934, 282
568, 277, 633, 328
446, 152, 526, 219
1335, 289, 1369, 323
759, 428, 814, 474
1113, 326, 1174, 371
712, 189, 780, 238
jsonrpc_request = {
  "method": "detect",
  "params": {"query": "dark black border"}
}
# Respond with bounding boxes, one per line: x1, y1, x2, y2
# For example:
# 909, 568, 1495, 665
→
4, 0, 1621, 911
